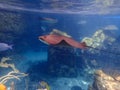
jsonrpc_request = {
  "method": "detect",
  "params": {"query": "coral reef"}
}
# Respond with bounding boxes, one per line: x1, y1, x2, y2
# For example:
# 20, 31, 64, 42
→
88, 70, 120, 90
0, 57, 18, 72
0, 71, 27, 84
82, 30, 105, 48
0, 57, 27, 89
38, 81, 50, 90
82, 29, 115, 53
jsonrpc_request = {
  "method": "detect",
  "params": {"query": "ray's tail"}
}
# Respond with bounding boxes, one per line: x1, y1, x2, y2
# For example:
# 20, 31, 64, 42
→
79, 42, 88, 49
86, 45, 120, 56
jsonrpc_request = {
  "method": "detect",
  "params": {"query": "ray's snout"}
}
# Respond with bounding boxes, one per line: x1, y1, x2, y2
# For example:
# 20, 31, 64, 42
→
38, 36, 43, 40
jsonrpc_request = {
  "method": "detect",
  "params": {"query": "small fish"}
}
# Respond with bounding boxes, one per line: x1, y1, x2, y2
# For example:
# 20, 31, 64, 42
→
41, 26, 46, 31
103, 25, 118, 30
77, 20, 87, 25
39, 17, 57, 24
39, 34, 87, 49
0, 43, 13, 51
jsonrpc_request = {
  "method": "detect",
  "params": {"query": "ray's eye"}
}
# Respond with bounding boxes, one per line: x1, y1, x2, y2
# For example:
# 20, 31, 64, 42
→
44, 36, 47, 38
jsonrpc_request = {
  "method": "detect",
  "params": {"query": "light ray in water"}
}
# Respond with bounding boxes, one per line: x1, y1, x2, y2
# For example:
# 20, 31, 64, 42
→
39, 17, 57, 24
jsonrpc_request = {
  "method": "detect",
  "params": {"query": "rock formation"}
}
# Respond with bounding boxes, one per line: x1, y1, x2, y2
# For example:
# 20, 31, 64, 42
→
47, 43, 78, 77
88, 70, 120, 90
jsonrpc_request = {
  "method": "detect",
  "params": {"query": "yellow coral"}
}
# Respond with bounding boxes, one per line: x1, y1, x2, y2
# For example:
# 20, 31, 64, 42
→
0, 57, 28, 84
0, 57, 19, 72
40, 81, 50, 90
0, 84, 6, 90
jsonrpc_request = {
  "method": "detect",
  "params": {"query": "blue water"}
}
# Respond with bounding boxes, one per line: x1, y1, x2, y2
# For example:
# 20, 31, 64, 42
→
0, 0, 120, 90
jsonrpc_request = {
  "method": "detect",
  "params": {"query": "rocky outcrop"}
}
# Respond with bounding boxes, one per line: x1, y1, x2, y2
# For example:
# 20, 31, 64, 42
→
47, 41, 85, 77
88, 70, 120, 90
82, 30, 116, 54
47, 42, 77, 77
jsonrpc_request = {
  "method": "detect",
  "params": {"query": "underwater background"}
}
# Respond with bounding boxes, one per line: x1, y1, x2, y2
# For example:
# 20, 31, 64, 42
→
0, 0, 120, 90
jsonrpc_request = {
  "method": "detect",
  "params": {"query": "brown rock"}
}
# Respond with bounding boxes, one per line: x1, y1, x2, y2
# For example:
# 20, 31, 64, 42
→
88, 70, 120, 90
